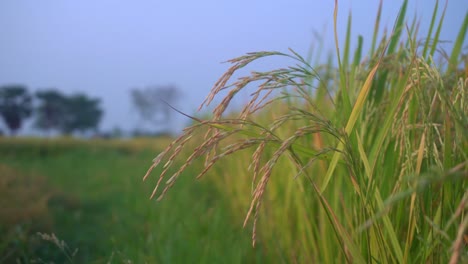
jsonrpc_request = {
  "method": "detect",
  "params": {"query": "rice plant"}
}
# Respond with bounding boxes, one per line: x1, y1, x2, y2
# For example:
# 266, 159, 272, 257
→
144, 0, 468, 262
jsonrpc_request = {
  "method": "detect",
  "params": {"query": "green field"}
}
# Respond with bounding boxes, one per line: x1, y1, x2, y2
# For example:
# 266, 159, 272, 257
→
0, 138, 269, 263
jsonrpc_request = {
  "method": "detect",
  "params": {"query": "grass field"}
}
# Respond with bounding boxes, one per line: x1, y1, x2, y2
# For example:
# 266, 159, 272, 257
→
0, 137, 270, 263
1, 1, 467, 263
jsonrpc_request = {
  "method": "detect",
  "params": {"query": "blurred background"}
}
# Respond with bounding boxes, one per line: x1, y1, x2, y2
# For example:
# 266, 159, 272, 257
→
1, 0, 466, 137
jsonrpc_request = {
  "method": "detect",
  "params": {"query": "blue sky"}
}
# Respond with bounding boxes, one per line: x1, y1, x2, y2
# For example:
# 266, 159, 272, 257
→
0, 0, 466, 134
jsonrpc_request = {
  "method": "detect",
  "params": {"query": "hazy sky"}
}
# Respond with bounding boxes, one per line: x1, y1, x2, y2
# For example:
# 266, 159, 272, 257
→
0, 0, 466, 134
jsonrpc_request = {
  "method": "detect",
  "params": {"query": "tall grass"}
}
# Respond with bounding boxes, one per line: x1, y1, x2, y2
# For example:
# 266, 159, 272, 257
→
145, 0, 467, 263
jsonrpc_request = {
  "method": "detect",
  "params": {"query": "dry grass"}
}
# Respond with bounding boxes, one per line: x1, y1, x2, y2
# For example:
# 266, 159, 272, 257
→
0, 164, 55, 230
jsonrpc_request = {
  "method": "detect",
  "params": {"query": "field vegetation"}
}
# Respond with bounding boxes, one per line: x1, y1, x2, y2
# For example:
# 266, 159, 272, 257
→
1, 0, 467, 263
144, 0, 468, 263
0, 137, 268, 263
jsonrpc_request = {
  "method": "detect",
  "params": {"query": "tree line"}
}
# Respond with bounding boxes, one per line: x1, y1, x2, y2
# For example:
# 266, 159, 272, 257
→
0, 85, 103, 136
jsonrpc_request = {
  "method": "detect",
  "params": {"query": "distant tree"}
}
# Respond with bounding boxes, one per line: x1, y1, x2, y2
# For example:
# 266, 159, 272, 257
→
34, 90, 103, 135
34, 89, 67, 134
60, 94, 103, 135
0, 85, 32, 135
130, 85, 181, 132
110, 126, 124, 138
